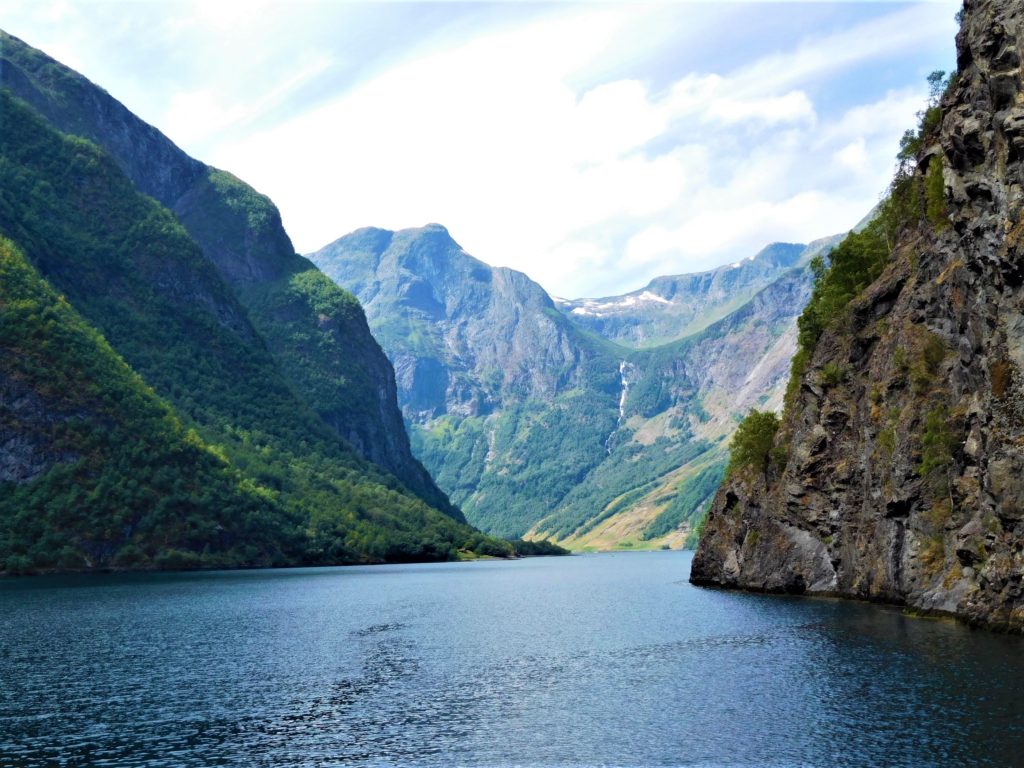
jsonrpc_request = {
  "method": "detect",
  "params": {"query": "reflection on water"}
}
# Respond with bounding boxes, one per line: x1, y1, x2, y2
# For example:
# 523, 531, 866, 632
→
2, 551, 1022, 767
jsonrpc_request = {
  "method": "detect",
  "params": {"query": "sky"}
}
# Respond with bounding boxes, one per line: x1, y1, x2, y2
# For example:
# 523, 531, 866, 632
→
2, 1, 959, 298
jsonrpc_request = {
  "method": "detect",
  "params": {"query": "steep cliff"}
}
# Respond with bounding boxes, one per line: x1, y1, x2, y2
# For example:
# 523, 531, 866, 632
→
0, 236, 297, 571
314, 226, 833, 544
0, 30, 454, 517
692, 0, 1024, 631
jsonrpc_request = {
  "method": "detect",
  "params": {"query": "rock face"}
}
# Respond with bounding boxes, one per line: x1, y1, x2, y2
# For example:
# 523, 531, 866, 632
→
313, 226, 835, 543
313, 225, 620, 536
315, 225, 599, 423
0, 372, 78, 485
693, 0, 1024, 631
0, 30, 456, 518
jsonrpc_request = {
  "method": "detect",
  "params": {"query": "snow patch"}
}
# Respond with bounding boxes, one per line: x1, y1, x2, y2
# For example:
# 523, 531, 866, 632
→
729, 254, 758, 269
637, 290, 671, 305
569, 291, 672, 317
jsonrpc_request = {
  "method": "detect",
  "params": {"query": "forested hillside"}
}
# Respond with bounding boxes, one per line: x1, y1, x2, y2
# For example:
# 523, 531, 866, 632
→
0, 34, 514, 572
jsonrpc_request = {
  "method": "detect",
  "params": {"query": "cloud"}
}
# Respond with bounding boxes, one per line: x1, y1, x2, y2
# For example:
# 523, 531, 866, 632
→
835, 138, 870, 174
611, 85, 929, 288
162, 55, 333, 147
731, 3, 957, 97
3, 0, 958, 298
704, 91, 816, 126
214, 2, 954, 297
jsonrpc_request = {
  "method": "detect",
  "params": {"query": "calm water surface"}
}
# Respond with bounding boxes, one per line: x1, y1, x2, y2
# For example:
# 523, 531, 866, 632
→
2, 551, 1022, 767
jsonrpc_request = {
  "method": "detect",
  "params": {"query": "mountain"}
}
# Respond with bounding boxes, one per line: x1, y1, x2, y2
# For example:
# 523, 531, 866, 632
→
554, 241, 824, 348
0, 235, 298, 571
692, 0, 1024, 630
0, 30, 453, 516
312, 225, 836, 545
0, 32, 518, 572
313, 224, 623, 537
539, 261, 822, 550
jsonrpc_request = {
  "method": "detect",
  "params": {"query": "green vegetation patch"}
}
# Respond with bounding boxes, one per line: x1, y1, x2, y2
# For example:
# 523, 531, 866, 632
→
641, 460, 727, 540
0, 90, 504, 571
0, 237, 296, 573
785, 71, 956, 413
726, 409, 781, 478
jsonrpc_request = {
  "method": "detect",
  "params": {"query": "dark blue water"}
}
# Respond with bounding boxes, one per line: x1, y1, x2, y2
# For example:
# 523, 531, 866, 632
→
2, 551, 1022, 767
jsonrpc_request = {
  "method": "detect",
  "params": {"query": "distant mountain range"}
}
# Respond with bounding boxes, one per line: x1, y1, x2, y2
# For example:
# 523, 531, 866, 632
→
554, 242, 812, 348
312, 226, 841, 547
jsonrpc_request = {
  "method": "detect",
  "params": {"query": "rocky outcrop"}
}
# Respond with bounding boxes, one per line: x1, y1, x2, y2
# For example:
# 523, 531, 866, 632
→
0, 373, 78, 484
0, 31, 204, 206
313, 225, 619, 535
314, 225, 601, 421
693, 0, 1024, 631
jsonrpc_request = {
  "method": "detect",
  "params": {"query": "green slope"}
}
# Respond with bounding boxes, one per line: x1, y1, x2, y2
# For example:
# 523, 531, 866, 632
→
0, 236, 297, 572
0, 89, 507, 571
0, 29, 457, 520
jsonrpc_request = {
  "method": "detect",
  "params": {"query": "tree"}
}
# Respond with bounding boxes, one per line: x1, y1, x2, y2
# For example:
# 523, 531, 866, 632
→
727, 409, 781, 478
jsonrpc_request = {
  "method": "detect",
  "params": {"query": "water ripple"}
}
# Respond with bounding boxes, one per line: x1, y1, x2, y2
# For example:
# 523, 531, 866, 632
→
2, 553, 1022, 767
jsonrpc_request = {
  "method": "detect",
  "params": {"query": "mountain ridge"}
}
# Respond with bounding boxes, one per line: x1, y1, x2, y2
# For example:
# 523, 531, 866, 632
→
555, 240, 826, 348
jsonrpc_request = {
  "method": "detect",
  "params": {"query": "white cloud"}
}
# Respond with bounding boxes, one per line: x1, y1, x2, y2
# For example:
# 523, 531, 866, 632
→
571, 80, 667, 163
835, 138, 870, 174
732, 4, 956, 97
163, 55, 333, 147
2, 0, 958, 298
705, 90, 817, 126
209, 2, 954, 297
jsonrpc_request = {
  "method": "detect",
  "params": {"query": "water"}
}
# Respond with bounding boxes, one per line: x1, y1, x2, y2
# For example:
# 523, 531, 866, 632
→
2, 551, 1022, 767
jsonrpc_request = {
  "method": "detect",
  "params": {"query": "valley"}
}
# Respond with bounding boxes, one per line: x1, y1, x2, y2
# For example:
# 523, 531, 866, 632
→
4, 3, 1024, 766
0, 20, 833, 567
312, 226, 841, 548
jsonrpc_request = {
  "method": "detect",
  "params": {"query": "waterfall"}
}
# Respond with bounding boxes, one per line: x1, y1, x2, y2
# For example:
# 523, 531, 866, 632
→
606, 360, 636, 453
